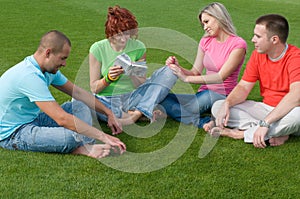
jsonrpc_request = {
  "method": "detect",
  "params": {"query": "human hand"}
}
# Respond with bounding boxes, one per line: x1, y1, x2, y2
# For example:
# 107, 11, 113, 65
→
107, 114, 123, 135
103, 133, 126, 154
253, 127, 268, 148
165, 56, 179, 66
215, 101, 230, 128
169, 64, 187, 82
108, 65, 124, 79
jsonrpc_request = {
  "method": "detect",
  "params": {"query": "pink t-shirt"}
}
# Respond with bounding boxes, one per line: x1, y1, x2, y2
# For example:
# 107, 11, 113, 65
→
198, 35, 247, 95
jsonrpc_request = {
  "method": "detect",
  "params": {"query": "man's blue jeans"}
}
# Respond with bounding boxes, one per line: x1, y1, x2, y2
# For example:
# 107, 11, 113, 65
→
0, 100, 95, 153
96, 66, 178, 121
160, 90, 226, 128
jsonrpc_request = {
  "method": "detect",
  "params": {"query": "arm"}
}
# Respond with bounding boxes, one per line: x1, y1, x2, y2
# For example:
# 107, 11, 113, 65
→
35, 101, 126, 153
264, 82, 300, 124
89, 53, 114, 94
166, 49, 205, 76
215, 80, 255, 128
54, 81, 122, 135
253, 81, 300, 148
177, 48, 246, 84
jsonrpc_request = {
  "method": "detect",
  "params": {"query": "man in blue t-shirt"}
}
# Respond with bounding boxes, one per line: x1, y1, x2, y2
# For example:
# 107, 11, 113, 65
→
0, 30, 126, 158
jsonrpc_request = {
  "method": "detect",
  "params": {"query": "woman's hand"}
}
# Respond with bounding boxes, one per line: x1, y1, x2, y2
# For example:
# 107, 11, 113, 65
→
165, 56, 179, 67
108, 65, 124, 79
169, 64, 188, 82
166, 56, 188, 82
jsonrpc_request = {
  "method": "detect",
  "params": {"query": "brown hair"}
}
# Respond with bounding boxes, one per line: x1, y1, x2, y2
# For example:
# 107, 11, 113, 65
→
105, 5, 138, 39
256, 14, 289, 43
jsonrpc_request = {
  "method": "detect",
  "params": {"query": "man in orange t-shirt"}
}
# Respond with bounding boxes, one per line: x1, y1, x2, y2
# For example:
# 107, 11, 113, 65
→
209, 14, 300, 148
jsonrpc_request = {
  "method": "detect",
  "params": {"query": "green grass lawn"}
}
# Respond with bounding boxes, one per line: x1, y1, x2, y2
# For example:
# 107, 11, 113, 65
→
1, 0, 300, 198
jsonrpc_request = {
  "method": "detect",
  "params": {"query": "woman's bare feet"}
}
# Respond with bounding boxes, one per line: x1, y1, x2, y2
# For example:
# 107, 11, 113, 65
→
152, 109, 167, 121
72, 144, 111, 159
118, 109, 167, 125
118, 110, 142, 125
269, 135, 289, 146
137, 109, 167, 122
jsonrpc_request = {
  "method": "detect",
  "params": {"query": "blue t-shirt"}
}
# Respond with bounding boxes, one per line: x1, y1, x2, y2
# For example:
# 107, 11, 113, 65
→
0, 55, 68, 140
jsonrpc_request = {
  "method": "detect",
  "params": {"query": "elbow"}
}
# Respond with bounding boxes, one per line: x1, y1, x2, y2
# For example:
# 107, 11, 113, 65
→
296, 96, 300, 106
90, 87, 97, 94
220, 74, 227, 82
219, 74, 228, 83
90, 80, 102, 94
90, 83, 98, 94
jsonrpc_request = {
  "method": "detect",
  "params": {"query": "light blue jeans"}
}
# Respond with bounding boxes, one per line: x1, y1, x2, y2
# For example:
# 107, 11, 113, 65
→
0, 100, 95, 153
160, 90, 226, 128
96, 66, 178, 121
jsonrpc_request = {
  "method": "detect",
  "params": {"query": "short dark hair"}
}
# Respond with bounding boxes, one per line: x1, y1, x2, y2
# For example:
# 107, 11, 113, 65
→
39, 30, 71, 54
256, 14, 289, 43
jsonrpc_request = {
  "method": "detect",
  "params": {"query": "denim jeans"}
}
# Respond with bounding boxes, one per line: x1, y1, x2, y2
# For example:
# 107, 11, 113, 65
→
160, 90, 226, 128
96, 66, 178, 121
0, 100, 95, 153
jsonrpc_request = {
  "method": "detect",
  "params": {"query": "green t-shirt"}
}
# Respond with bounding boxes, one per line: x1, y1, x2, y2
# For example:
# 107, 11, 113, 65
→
89, 38, 146, 96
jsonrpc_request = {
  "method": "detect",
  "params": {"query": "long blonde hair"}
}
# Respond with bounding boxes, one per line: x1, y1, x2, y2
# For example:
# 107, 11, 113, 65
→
199, 2, 236, 37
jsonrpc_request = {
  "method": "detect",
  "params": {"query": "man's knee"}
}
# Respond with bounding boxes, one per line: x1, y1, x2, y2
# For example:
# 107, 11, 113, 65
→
211, 100, 225, 117
285, 107, 300, 126
72, 100, 90, 112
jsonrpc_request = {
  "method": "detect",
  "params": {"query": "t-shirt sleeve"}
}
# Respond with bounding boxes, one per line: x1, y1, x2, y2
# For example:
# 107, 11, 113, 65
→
288, 52, 300, 84
232, 37, 247, 51
242, 51, 259, 83
50, 71, 68, 86
89, 42, 102, 63
19, 72, 55, 102
199, 37, 207, 52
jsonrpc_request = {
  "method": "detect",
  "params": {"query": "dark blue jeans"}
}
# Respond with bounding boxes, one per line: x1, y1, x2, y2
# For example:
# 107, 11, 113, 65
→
160, 90, 226, 128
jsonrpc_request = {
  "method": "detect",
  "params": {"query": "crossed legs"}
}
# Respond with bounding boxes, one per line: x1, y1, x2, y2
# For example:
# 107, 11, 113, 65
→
204, 100, 300, 147
203, 120, 289, 146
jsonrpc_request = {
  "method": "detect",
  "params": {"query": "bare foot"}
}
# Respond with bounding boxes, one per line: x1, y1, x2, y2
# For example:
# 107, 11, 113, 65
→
203, 120, 215, 133
209, 127, 222, 137
71, 144, 111, 159
209, 127, 244, 139
269, 135, 289, 146
137, 115, 151, 122
152, 109, 167, 121
118, 110, 142, 125
139, 110, 167, 122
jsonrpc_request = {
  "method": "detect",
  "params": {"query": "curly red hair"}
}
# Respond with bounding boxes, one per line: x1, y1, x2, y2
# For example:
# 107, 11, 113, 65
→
105, 5, 138, 39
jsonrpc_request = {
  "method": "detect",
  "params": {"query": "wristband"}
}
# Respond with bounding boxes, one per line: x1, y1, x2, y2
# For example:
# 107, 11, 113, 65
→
102, 78, 110, 86
105, 73, 119, 82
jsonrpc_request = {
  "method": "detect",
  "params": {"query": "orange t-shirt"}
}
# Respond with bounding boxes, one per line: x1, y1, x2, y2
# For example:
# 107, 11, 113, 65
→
242, 44, 300, 107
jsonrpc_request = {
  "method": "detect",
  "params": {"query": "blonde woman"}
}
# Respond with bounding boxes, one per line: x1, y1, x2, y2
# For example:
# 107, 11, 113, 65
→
160, 2, 247, 128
